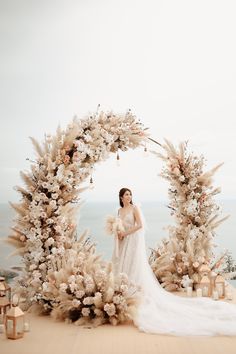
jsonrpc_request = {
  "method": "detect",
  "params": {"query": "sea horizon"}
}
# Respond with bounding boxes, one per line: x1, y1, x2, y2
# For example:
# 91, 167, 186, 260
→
1, 199, 236, 272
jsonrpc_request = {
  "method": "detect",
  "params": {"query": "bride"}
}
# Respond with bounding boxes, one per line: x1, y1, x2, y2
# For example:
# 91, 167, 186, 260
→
111, 187, 236, 336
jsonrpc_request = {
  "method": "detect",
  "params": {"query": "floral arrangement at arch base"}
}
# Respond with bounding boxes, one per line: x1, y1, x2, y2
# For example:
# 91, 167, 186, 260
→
149, 139, 230, 291
35, 233, 139, 326
6, 108, 148, 326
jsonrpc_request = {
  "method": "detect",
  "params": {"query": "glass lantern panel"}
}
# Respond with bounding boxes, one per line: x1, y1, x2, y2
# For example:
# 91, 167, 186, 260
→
202, 286, 209, 296
216, 283, 224, 297
6, 319, 14, 337
16, 317, 24, 335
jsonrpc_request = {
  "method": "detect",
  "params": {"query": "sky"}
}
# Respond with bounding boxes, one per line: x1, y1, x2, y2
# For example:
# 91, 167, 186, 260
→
0, 0, 236, 204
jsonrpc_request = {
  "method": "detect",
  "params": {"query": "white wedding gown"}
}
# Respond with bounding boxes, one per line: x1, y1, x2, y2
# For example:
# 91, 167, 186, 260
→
111, 206, 236, 336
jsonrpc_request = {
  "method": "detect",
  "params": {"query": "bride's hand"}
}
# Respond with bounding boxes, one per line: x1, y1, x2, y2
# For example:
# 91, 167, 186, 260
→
117, 231, 125, 240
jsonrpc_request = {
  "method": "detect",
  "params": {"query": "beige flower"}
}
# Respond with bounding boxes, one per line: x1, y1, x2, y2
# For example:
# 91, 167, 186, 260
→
104, 303, 116, 317
81, 307, 90, 317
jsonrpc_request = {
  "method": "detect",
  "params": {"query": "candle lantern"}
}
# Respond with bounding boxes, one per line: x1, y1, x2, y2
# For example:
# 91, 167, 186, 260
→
0, 297, 11, 316
0, 277, 11, 301
0, 277, 11, 316
5, 296, 24, 340
198, 264, 211, 277
215, 274, 225, 298
199, 276, 211, 297
195, 263, 211, 295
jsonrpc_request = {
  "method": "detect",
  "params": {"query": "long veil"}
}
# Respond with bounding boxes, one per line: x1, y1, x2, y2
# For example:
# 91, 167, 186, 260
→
129, 204, 236, 336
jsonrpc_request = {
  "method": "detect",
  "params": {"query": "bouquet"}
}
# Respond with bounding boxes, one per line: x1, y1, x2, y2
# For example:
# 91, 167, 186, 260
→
105, 215, 125, 237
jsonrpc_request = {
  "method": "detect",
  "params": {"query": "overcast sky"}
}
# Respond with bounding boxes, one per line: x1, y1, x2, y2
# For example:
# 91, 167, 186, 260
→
0, 0, 236, 205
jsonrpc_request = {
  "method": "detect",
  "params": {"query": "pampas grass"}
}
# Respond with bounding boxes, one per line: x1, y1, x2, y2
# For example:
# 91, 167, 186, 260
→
149, 139, 230, 291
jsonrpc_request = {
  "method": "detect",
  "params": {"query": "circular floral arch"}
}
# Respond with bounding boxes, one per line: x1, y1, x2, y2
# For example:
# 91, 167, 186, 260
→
7, 109, 150, 325
7, 108, 228, 326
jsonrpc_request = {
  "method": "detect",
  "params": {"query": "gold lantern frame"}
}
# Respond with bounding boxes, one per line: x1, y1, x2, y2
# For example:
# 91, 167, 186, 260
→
199, 275, 211, 297
5, 303, 25, 340
215, 274, 225, 298
0, 277, 11, 301
0, 277, 11, 316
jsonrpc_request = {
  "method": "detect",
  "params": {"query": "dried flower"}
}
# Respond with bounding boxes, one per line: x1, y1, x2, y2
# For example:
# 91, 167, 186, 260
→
104, 303, 116, 316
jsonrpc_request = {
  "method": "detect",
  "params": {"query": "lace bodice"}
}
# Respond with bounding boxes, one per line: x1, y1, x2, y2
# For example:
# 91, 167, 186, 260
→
118, 208, 135, 231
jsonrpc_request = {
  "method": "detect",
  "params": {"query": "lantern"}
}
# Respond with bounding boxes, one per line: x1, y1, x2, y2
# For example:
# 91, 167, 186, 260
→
215, 274, 225, 298
0, 277, 11, 316
194, 263, 211, 293
5, 296, 24, 339
0, 297, 11, 316
198, 264, 211, 277
0, 277, 11, 301
199, 276, 211, 297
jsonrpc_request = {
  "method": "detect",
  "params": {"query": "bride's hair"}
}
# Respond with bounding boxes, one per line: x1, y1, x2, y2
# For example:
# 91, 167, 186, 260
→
119, 188, 133, 207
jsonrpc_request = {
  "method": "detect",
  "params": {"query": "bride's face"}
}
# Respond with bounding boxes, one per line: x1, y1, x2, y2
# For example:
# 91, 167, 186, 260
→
122, 190, 132, 205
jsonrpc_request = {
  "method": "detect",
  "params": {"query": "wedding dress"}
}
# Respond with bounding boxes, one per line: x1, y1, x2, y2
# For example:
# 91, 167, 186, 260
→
111, 205, 236, 336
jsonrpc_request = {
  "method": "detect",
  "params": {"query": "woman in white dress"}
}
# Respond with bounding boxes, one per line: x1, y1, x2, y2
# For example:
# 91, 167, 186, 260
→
111, 187, 236, 336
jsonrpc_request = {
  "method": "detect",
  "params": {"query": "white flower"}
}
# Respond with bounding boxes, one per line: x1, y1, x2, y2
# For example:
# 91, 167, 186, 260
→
181, 275, 193, 288
76, 290, 85, 298
51, 247, 57, 254
42, 282, 50, 292
72, 299, 81, 307
69, 282, 77, 292
104, 303, 116, 316
83, 297, 94, 305
35, 194, 41, 202
81, 307, 90, 317
113, 295, 122, 304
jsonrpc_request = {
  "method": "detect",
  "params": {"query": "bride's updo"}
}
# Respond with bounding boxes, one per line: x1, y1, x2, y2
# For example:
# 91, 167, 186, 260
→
119, 187, 133, 207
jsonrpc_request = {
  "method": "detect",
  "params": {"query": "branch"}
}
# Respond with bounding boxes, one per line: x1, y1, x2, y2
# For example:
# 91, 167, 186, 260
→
148, 137, 163, 147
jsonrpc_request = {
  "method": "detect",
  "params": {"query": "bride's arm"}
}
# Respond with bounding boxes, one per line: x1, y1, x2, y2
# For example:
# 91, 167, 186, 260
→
120, 205, 143, 238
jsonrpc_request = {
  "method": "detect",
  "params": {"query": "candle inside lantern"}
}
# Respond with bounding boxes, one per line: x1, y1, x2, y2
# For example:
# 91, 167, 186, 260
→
202, 286, 208, 297
212, 290, 219, 300
187, 287, 192, 297
216, 284, 223, 298
196, 288, 202, 297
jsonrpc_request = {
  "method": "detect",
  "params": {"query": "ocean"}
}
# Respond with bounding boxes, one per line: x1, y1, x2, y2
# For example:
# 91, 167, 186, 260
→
0, 200, 236, 271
